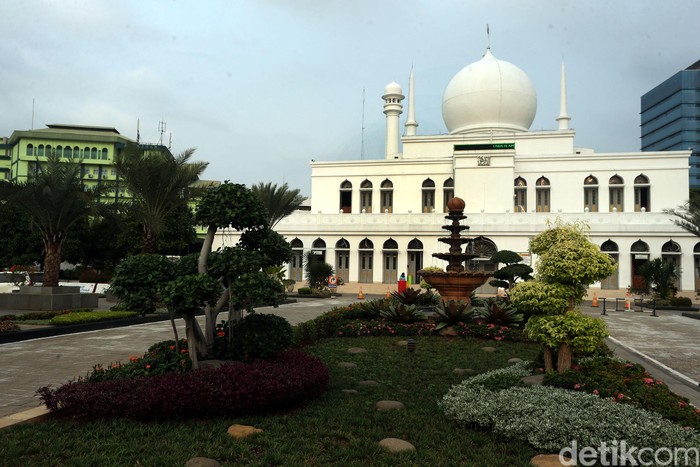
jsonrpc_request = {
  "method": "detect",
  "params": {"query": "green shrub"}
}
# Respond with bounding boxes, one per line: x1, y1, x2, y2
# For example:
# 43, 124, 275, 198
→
0, 321, 20, 333
440, 384, 700, 454
391, 288, 440, 306
335, 319, 436, 337
225, 313, 293, 360
109, 254, 176, 314
380, 304, 426, 323
434, 300, 474, 330
1, 310, 70, 321
669, 296, 693, 307
472, 298, 524, 327
297, 287, 312, 295
456, 361, 532, 390
50, 311, 139, 326
544, 356, 700, 430
85, 339, 190, 382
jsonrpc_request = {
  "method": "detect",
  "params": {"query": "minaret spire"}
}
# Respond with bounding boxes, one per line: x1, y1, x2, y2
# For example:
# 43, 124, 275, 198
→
383, 81, 404, 159
404, 66, 418, 136
556, 60, 571, 130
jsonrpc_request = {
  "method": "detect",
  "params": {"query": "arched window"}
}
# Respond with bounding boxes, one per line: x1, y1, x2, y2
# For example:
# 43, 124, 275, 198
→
514, 177, 527, 212
422, 178, 435, 213
290, 238, 303, 249
601, 240, 618, 252
289, 238, 304, 282
382, 238, 399, 283
383, 238, 398, 250
358, 238, 374, 283
101, 148, 108, 160
359, 238, 374, 249
600, 239, 619, 289
630, 239, 649, 290
312, 238, 327, 263
407, 238, 424, 283
91, 147, 98, 159
536, 176, 550, 212
407, 239, 423, 250
45, 144, 52, 155
443, 178, 454, 213
26, 144, 33, 156
56, 145, 63, 158
64, 146, 72, 159
360, 179, 373, 213
336, 238, 350, 249
583, 175, 598, 212
84, 147, 90, 159
661, 240, 682, 290
312, 238, 326, 249
634, 174, 650, 212
631, 240, 649, 252
662, 240, 681, 254
380, 179, 393, 213
609, 175, 624, 212
339, 180, 352, 213
694, 243, 700, 291
37, 144, 44, 156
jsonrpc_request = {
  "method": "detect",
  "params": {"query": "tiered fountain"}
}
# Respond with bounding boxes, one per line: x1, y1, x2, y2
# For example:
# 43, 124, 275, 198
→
418, 197, 490, 305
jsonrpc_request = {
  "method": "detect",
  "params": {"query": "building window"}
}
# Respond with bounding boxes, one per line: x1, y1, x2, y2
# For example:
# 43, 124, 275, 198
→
609, 175, 624, 212
101, 148, 108, 160
56, 145, 63, 158
422, 178, 435, 213
583, 175, 598, 212
514, 177, 527, 213
64, 146, 72, 159
91, 147, 98, 159
443, 178, 454, 213
26, 144, 33, 156
84, 147, 90, 159
380, 179, 393, 213
37, 145, 44, 156
360, 179, 373, 213
634, 174, 650, 212
339, 180, 352, 213
535, 176, 550, 212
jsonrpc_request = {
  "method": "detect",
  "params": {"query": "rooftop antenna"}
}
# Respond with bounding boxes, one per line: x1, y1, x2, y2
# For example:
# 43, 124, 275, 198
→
360, 87, 366, 160
136, 118, 141, 143
486, 24, 491, 49
158, 120, 166, 145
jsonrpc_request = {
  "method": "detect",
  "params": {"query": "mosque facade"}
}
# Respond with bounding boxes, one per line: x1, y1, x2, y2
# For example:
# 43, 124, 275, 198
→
217, 48, 697, 293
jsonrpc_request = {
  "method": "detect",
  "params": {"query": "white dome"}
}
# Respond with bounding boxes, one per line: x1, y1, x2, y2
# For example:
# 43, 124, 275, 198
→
384, 81, 402, 95
441, 49, 537, 134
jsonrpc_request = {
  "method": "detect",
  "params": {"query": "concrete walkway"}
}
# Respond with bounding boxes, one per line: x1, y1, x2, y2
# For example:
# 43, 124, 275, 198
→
1, 295, 698, 425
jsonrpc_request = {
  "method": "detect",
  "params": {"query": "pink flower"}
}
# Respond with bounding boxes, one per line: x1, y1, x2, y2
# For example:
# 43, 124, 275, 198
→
642, 377, 654, 385
488, 324, 496, 329
679, 401, 688, 408
494, 336, 503, 341
617, 393, 625, 399
625, 363, 634, 368
593, 389, 599, 395
574, 384, 581, 390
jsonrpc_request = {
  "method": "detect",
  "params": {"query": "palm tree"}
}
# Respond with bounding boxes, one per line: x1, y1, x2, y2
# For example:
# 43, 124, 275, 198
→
114, 143, 208, 253
0, 152, 107, 287
250, 182, 307, 228
664, 201, 700, 237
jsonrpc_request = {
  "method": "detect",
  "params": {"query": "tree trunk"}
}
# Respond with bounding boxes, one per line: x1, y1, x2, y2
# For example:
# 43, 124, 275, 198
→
42, 239, 63, 287
557, 343, 573, 373
142, 227, 157, 254
543, 346, 554, 371
184, 315, 199, 369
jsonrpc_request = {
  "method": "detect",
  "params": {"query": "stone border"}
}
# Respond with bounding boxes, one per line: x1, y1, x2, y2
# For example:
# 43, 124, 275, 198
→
0, 406, 50, 430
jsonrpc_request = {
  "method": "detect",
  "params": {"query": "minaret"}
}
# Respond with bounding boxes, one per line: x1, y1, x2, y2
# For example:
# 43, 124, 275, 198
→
556, 61, 571, 130
383, 81, 404, 159
404, 67, 418, 136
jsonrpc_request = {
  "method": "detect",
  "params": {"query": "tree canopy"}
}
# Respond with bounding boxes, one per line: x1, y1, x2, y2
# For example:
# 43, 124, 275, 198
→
250, 182, 306, 228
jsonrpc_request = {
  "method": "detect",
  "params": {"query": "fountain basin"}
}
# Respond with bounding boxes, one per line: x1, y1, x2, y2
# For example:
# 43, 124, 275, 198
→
419, 271, 490, 304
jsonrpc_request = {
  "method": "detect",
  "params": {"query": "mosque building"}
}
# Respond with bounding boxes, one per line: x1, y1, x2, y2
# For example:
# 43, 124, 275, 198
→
217, 47, 697, 293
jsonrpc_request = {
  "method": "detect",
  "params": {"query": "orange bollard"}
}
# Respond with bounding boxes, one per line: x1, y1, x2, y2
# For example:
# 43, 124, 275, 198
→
592, 292, 598, 307
386, 287, 391, 299
358, 286, 364, 300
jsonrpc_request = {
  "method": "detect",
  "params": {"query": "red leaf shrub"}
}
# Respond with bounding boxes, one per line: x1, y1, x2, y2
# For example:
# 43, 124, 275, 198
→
37, 349, 328, 420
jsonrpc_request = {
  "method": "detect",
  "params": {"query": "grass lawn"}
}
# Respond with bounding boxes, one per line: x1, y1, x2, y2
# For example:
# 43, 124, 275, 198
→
0, 336, 542, 466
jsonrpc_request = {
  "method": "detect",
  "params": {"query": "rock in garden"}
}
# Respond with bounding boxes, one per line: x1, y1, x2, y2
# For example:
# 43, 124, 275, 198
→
227, 424, 263, 439
342, 389, 359, 394
358, 380, 380, 386
198, 360, 226, 369
347, 347, 368, 354
453, 368, 475, 376
522, 374, 545, 386
378, 438, 416, 453
508, 358, 524, 364
186, 458, 221, 467
530, 453, 572, 466
338, 362, 357, 369
438, 326, 458, 337
481, 346, 497, 352
396, 340, 408, 346
376, 400, 405, 411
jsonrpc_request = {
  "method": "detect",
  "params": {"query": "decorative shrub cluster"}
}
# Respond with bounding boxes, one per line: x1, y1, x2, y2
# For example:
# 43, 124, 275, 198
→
544, 356, 700, 430
38, 349, 328, 420
669, 296, 693, 307
49, 311, 139, 326
453, 322, 526, 342
85, 339, 191, 382
335, 319, 436, 337
440, 371, 700, 454
215, 313, 293, 361
0, 321, 20, 333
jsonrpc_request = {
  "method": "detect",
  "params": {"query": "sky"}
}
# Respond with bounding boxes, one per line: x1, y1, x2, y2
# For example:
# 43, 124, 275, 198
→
1, 0, 698, 196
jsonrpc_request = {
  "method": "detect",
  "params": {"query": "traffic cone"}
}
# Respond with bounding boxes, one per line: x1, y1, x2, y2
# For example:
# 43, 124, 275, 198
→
386, 287, 391, 299
625, 295, 631, 311
592, 292, 598, 307
357, 286, 364, 300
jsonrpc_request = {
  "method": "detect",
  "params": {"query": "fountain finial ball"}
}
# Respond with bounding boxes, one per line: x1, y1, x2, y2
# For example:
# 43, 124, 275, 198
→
447, 197, 466, 213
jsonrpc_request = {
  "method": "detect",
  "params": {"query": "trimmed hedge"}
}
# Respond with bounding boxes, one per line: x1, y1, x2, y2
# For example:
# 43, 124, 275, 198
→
1, 310, 74, 322
38, 349, 328, 420
49, 311, 139, 326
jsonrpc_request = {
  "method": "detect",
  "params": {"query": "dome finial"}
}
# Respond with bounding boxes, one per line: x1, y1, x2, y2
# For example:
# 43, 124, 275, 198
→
486, 24, 490, 49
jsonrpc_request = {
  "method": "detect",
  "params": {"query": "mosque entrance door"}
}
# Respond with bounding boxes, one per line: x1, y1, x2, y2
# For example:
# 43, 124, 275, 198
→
359, 251, 373, 283
383, 252, 398, 284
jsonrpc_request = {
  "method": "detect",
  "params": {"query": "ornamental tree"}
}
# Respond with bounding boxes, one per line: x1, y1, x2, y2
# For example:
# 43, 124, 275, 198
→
513, 220, 615, 372
488, 250, 533, 291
